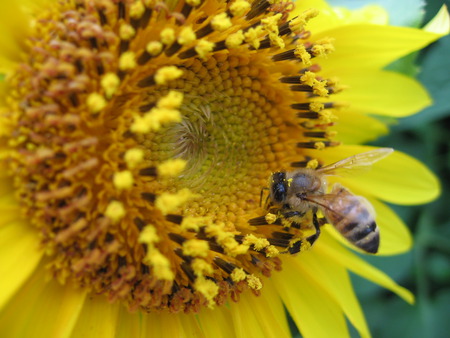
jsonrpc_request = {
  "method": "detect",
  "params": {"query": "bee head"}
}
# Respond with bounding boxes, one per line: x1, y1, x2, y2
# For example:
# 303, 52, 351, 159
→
270, 171, 287, 204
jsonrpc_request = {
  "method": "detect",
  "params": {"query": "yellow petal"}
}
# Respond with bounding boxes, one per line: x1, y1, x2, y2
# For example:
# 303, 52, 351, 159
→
115, 308, 200, 338
369, 198, 412, 255
331, 70, 432, 117
0, 195, 22, 228
0, 178, 17, 200
424, 5, 450, 34
178, 314, 205, 337
0, 264, 87, 338
197, 306, 233, 338
0, 1, 30, 63
319, 145, 440, 205
315, 24, 443, 70
292, 0, 340, 34
288, 249, 371, 338
71, 296, 119, 338
272, 257, 349, 338
115, 308, 204, 338
0, 220, 42, 310
318, 231, 414, 304
333, 5, 388, 26
334, 110, 388, 144
115, 308, 144, 338
228, 285, 291, 338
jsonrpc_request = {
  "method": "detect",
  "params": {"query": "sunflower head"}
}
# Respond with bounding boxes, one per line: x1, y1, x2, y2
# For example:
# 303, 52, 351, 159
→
0, 0, 389, 314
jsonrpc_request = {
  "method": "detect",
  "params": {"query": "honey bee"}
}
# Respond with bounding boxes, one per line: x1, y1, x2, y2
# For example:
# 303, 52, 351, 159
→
267, 148, 393, 254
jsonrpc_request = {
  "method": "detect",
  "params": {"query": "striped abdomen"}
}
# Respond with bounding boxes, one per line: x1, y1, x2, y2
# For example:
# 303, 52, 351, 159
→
322, 184, 379, 254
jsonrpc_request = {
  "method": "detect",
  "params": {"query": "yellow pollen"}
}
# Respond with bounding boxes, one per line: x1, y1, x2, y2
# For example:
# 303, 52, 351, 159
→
289, 8, 320, 33
195, 40, 215, 59
327, 130, 338, 138
311, 38, 335, 57
225, 30, 245, 48
155, 188, 198, 215
130, 114, 151, 134
300, 72, 328, 96
182, 239, 209, 257
229, 0, 251, 17
230, 268, 247, 282
320, 111, 338, 123
295, 44, 312, 65
146, 41, 163, 55
105, 201, 126, 223
101, 73, 120, 99
119, 23, 136, 40
205, 224, 249, 256
261, 13, 282, 30
269, 33, 285, 49
194, 277, 219, 307
243, 234, 270, 251
180, 216, 209, 231
119, 51, 137, 70
154, 66, 183, 85
178, 26, 196, 45
130, 1, 145, 19
113, 170, 134, 190
244, 26, 264, 49
211, 13, 232, 32
124, 148, 144, 168
314, 141, 325, 150
145, 248, 174, 281
223, 239, 249, 256
287, 178, 293, 187
192, 259, 213, 276
310, 102, 324, 112
265, 246, 280, 257
157, 158, 187, 177
265, 213, 278, 224
313, 80, 329, 96
306, 159, 319, 169
86, 93, 107, 113
157, 90, 184, 109
246, 274, 262, 290
144, 107, 182, 131
160, 28, 176, 45
138, 225, 160, 244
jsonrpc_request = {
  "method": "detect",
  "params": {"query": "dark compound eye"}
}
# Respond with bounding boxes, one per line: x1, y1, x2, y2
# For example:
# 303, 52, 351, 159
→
271, 172, 287, 203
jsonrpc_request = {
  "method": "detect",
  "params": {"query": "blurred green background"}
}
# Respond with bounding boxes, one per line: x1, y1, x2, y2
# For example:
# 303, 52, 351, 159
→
291, 0, 450, 337
362, 0, 450, 336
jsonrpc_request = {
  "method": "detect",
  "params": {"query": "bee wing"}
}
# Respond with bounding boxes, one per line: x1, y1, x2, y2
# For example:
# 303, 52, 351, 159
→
316, 148, 393, 176
302, 193, 348, 219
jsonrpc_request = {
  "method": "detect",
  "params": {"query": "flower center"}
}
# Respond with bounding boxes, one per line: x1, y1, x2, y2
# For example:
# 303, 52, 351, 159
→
3, 0, 339, 313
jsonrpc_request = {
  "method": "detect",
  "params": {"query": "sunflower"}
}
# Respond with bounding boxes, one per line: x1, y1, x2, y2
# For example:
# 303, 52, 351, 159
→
0, 0, 447, 337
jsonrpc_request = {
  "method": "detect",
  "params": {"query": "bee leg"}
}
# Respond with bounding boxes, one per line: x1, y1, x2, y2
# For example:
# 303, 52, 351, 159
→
288, 213, 321, 254
317, 217, 327, 226
307, 212, 322, 246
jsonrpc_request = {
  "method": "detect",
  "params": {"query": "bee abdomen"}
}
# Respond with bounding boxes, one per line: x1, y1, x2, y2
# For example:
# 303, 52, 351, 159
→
344, 221, 379, 253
